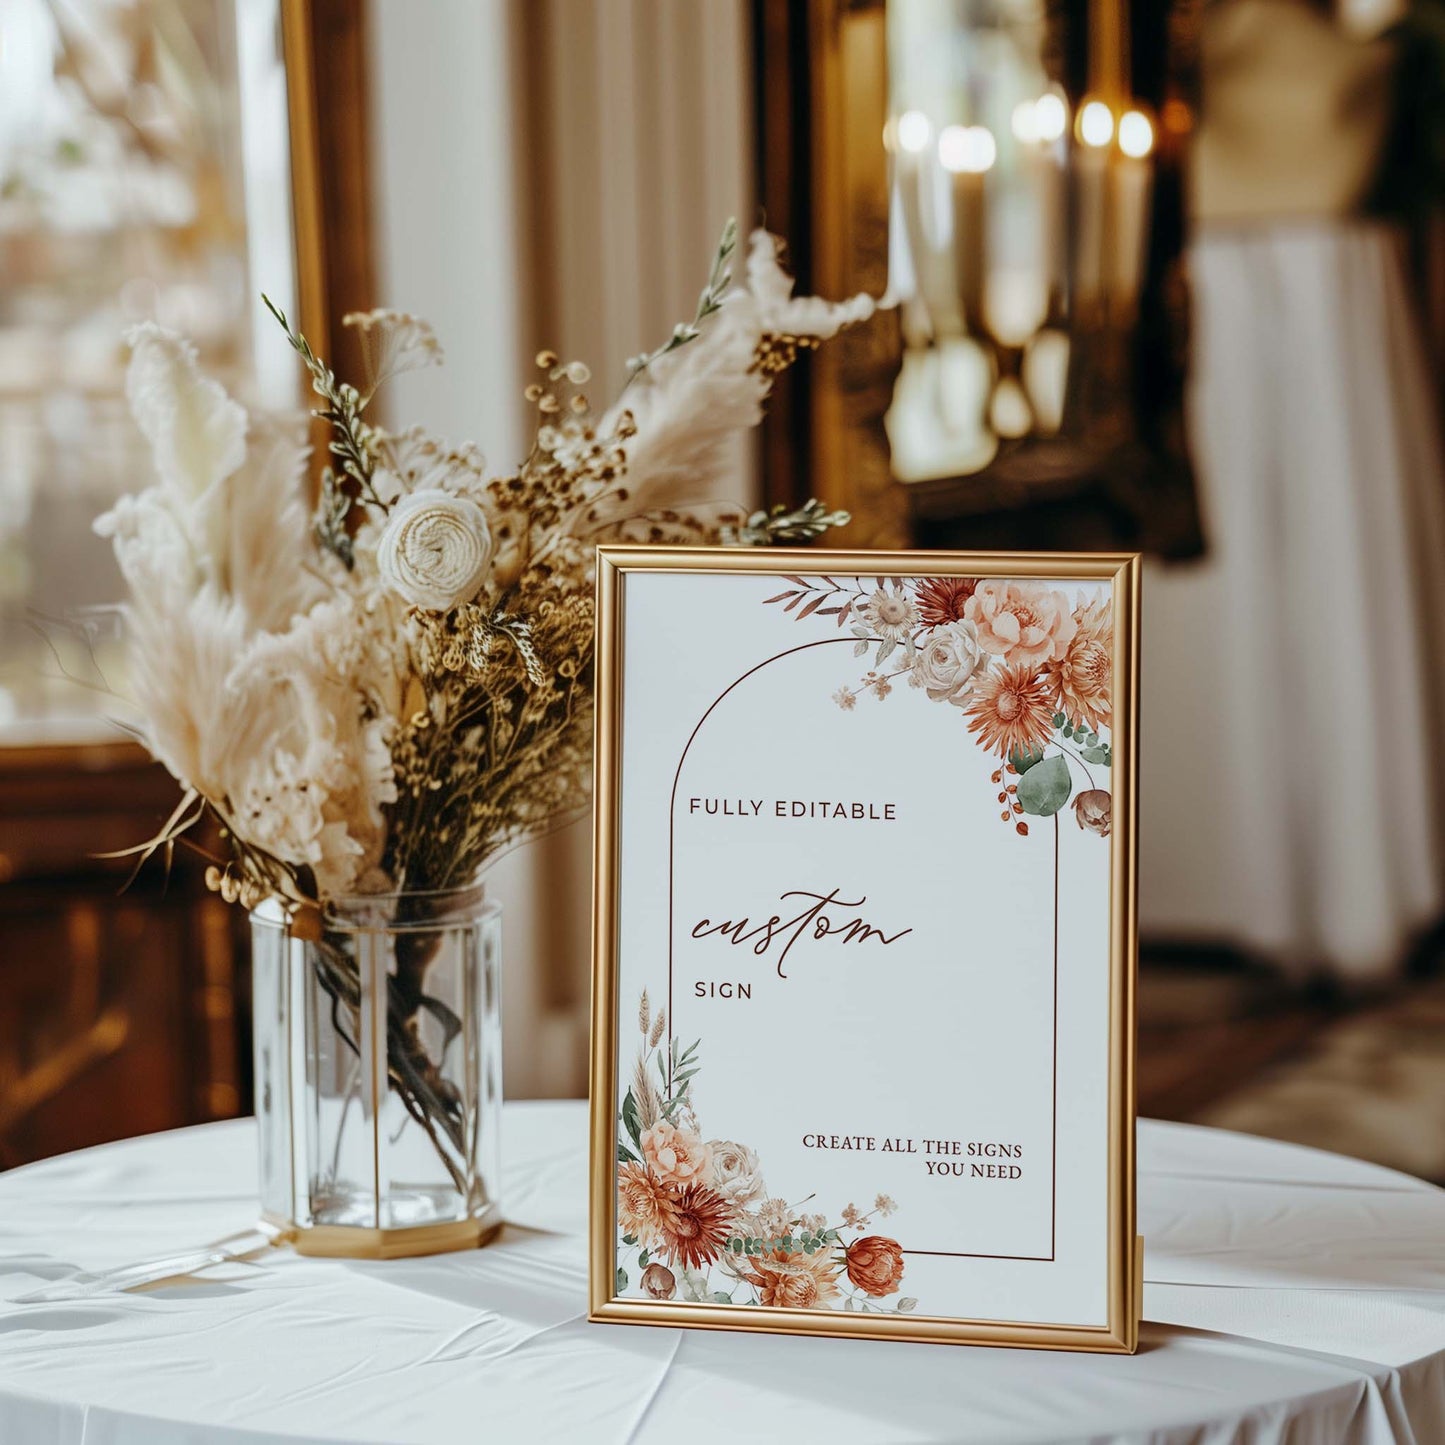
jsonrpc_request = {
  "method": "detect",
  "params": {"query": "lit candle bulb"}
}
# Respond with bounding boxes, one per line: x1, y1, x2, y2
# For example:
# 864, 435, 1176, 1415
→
1034, 92, 1067, 144
1072, 98, 1113, 319
893, 110, 959, 333
1025, 90, 1069, 313
1111, 109, 1154, 315
939, 123, 995, 333
1078, 100, 1114, 148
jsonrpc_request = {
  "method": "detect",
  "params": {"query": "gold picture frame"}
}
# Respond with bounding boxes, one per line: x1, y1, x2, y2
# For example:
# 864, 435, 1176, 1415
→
589, 546, 1141, 1352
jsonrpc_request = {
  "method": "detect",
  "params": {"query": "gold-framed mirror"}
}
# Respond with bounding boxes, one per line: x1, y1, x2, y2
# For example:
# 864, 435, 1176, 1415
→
0, 0, 370, 1167
755, 0, 1200, 560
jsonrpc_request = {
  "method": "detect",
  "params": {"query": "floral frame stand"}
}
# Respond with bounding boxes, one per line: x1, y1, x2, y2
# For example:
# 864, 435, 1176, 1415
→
589, 547, 1141, 1351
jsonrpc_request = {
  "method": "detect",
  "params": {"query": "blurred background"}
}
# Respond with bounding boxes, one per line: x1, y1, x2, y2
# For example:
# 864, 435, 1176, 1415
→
2, 0, 1444, 1183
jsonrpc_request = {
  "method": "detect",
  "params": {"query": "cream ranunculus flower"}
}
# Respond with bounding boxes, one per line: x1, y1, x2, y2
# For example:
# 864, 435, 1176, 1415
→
708, 1139, 766, 1207
375, 488, 493, 611
910, 619, 986, 706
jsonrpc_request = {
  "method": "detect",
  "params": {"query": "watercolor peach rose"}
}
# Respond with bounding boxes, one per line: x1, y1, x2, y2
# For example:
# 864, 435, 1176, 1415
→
641, 1119, 712, 1187
966, 580, 1077, 668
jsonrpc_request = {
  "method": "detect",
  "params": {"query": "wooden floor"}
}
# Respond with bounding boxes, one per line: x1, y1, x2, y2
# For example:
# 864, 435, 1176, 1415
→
1137, 953, 1336, 1120
1137, 946, 1445, 1184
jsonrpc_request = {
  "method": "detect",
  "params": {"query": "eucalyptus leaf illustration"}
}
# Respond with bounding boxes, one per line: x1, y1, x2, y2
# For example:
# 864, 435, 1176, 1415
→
1016, 754, 1072, 816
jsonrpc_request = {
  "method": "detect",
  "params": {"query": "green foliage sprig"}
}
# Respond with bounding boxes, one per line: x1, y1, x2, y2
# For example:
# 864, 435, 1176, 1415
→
263, 296, 387, 562
722, 497, 853, 547
626, 216, 738, 382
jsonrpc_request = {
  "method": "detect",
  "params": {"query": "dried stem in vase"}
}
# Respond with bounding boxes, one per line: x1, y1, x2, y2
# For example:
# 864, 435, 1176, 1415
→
96, 221, 877, 1180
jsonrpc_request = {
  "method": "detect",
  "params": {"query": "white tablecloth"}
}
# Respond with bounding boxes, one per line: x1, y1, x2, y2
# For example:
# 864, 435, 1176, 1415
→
0, 1104, 1442, 1444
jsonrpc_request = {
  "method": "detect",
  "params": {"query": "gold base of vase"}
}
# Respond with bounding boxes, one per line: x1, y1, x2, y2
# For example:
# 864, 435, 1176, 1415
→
290, 1216, 502, 1260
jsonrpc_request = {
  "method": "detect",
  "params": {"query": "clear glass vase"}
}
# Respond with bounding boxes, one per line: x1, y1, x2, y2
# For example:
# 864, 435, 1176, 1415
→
250, 884, 503, 1257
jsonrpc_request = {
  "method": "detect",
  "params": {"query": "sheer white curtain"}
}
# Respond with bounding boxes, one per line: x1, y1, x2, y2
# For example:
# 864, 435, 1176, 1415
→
368, 0, 754, 1093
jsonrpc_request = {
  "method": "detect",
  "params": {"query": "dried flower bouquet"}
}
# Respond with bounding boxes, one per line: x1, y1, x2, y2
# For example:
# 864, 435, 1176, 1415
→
97, 222, 873, 1184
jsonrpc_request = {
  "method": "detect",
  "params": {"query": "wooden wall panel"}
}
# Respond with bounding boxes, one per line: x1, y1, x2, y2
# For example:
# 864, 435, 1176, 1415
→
0, 747, 244, 1168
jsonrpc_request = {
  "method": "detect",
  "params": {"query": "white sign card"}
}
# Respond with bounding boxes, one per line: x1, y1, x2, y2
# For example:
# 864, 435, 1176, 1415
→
590, 548, 1140, 1351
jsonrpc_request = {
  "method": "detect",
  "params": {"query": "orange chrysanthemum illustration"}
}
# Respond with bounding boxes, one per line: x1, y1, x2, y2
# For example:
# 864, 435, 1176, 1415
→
965, 663, 1055, 758
656, 1183, 735, 1271
1045, 599, 1112, 732
617, 1163, 672, 1249
914, 576, 977, 626
736, 1246, 844, 1309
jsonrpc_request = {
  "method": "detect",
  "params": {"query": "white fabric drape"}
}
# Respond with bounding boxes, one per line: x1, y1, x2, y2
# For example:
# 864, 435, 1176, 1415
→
1141, 222, 1445, 980
2, 1106, 1444, 1444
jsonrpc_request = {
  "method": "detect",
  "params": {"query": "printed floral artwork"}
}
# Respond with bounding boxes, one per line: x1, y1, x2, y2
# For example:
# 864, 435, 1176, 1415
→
615, 991, 916, 1314
768, 575, 1114, 838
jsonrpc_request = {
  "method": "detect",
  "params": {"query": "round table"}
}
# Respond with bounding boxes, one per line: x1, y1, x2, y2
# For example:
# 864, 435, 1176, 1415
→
0, 1105, 1442, 1444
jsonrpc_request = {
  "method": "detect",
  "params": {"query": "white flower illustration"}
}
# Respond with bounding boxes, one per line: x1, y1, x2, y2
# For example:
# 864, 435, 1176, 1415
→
708, 1139, 767, 1208
857, 587, 919, 643
910, 619, 986, 707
